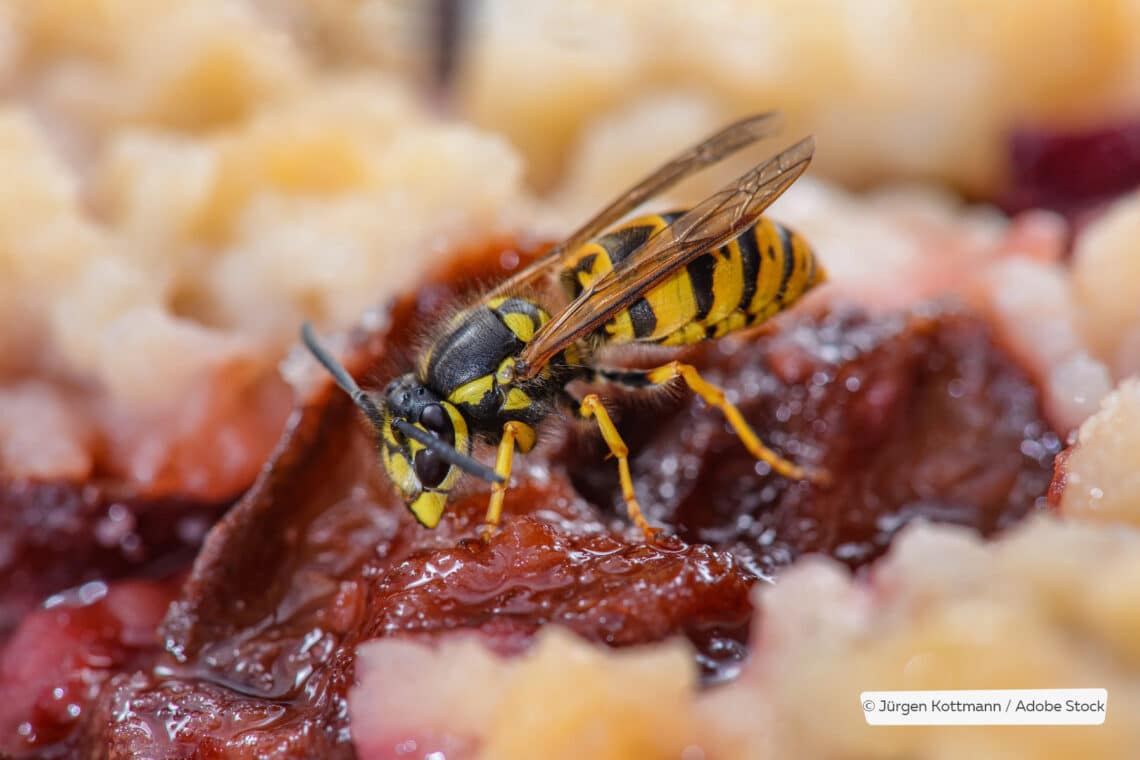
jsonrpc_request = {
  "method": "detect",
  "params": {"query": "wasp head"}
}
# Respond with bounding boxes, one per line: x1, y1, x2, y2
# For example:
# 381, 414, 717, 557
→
299, 323, 501, 531
379, 375, 471, 528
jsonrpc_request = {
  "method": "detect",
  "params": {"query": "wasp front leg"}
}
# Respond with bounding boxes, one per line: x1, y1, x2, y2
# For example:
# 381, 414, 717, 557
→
576, 394, 660, 540
600, 362, 830, 485
483, 420, 535, 540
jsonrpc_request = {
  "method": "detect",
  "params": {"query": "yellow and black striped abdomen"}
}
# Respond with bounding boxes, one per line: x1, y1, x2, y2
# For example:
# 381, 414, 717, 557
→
563, 212, 825, 348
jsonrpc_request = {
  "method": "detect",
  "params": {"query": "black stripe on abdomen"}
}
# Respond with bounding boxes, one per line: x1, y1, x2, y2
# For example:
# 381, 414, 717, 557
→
598, 222, 655, 266
628, 297, 657, 339
737, 225, 761, 312
686, 253, 717, 320
775, 223, 796, 305
568, 253, 599, 296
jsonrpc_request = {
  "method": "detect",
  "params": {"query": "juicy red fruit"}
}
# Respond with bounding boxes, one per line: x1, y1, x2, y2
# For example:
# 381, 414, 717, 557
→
1004, 118, 1140, 223
0, 580, 176, 756
4, 240, 1062, 758
362, 517, 754, 655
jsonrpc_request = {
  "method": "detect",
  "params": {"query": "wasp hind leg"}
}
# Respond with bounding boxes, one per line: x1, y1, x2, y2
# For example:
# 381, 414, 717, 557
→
575, 394, 660, 540
482, 420, 536, 541
599, 362, 830, 485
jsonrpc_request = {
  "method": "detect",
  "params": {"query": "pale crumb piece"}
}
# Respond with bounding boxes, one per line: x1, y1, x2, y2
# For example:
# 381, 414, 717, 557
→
727, 518, 1140, 759
1072, 190, 1140, 377
461, 0, 1140, 193
348, 518, 1140, 759
0, 382, 93, 480
1059, 379, 1140, 527
351, 628, 697, 760
976, 257, 1111, 432
0, 3, 532, 489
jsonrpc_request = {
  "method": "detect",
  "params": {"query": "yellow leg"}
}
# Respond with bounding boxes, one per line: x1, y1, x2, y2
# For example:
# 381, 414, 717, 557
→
579, 394, 660, 539
645, 361, 830, 485
483, 421, 528, 540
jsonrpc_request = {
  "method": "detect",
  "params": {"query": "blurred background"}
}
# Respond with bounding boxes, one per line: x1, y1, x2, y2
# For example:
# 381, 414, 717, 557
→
4, 2, 1140, 758
2, 0, 1139, 498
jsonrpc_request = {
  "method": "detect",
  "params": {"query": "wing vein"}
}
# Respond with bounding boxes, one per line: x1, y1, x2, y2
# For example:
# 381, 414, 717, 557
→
486, 112, 785, 301
515, 135, 814, 378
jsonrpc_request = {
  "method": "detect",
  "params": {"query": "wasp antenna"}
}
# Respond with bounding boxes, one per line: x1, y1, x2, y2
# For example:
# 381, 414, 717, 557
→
391, 418, 504, 484
300, 322, 387, 432
301, 323, 502, 484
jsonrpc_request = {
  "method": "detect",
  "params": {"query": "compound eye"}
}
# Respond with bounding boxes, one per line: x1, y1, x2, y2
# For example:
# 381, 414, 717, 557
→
419, 404, 455, 447
413, 447, 449, 488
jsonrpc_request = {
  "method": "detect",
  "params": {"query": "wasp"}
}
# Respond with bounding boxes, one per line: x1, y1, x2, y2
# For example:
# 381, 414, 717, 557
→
302, 113, 827, 540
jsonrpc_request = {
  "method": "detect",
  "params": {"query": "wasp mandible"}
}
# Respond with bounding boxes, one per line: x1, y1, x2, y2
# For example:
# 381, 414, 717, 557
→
302, 112, 827, 540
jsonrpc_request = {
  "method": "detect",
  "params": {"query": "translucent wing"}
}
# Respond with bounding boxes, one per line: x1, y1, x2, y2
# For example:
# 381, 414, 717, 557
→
487, 112, 784, 299
515, 136, 814, 379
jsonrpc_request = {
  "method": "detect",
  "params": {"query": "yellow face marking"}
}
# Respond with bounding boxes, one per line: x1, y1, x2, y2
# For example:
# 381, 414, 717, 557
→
381, 445, 418, 498
503, 387, 531, 412
409, 490, 448, 528
382, 418, 400, 447
448, 375, 494, 408
384, 404, 470, 529
442, 401, 469, 451
487, 295, 509, 309
502, 312, 535, 342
